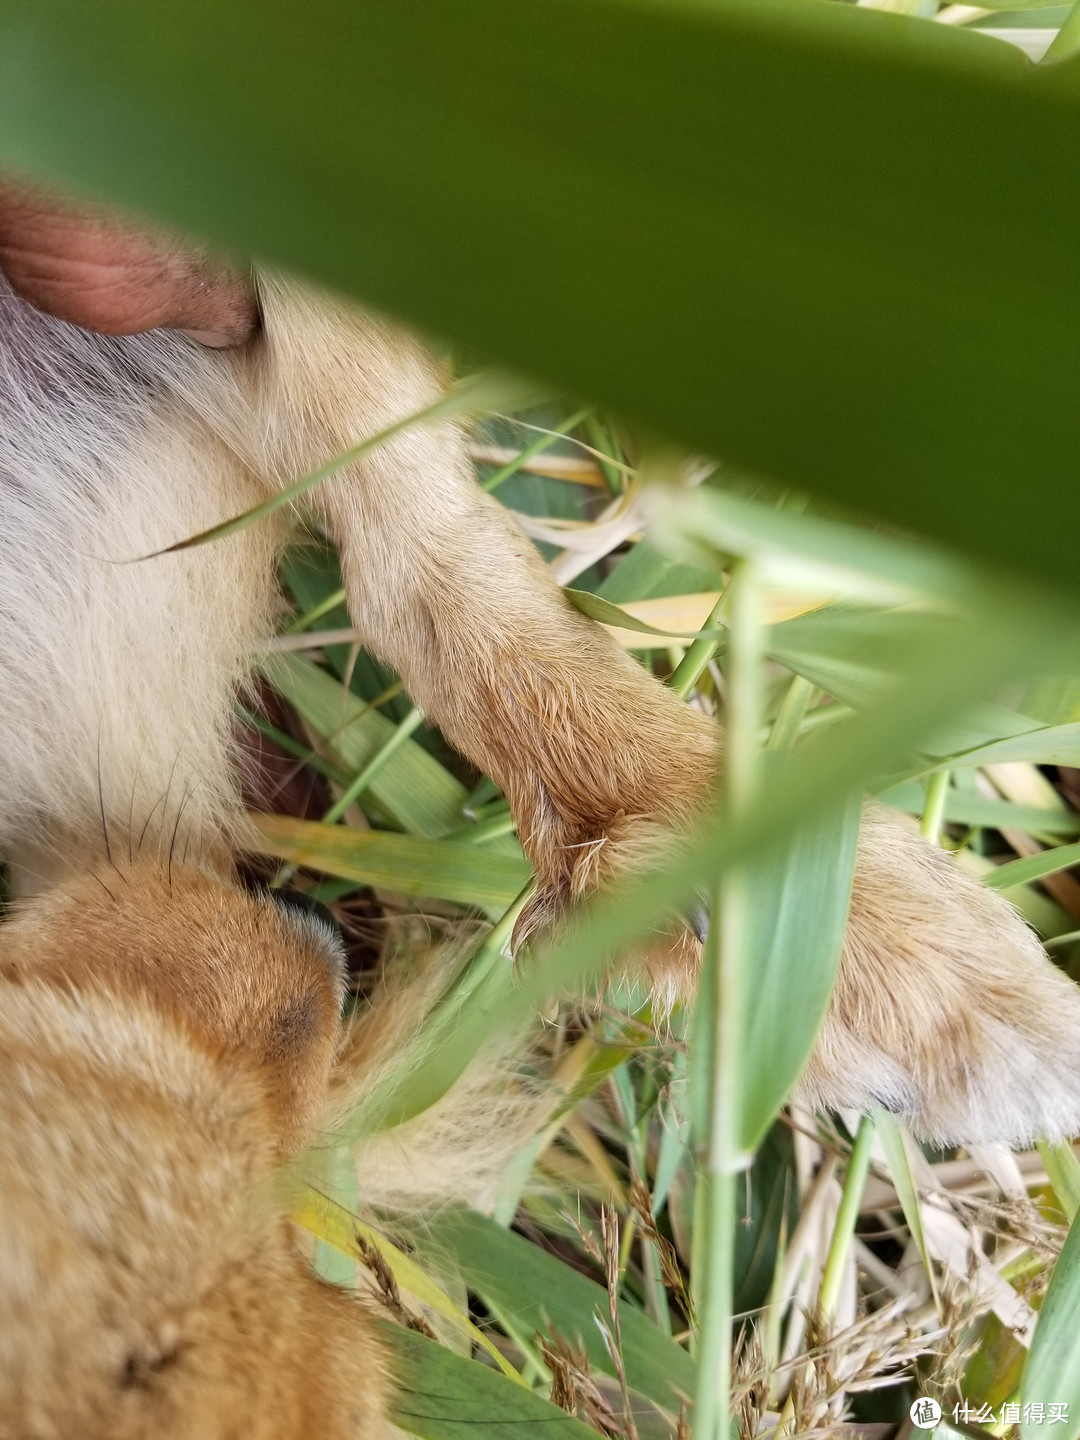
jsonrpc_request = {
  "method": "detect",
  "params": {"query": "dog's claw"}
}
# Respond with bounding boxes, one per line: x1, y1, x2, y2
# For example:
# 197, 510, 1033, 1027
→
684, 902, 710, 947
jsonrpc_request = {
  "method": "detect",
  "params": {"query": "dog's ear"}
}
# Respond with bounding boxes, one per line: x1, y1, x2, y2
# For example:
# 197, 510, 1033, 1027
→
0, 175, 257, 346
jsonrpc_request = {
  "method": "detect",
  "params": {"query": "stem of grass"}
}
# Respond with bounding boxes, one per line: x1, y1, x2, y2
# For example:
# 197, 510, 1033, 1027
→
669, 590, 730, 700
818, 1115, 876, 1322
323, 705, 424, 823
691, 561, 761, 1440
920, 767, 950, 845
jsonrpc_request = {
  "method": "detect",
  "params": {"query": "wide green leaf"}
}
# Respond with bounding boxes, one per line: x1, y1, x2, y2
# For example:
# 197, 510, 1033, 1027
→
5, 0, 1080, 586
379, 1321, 599, 1440
421, 1208, 696, 1414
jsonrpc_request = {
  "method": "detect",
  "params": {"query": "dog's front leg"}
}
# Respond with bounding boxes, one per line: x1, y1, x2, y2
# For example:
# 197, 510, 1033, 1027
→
239, 278, 721, 944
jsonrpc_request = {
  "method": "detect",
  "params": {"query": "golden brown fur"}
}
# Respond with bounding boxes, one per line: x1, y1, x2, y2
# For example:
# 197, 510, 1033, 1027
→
0, 862, 391, 1440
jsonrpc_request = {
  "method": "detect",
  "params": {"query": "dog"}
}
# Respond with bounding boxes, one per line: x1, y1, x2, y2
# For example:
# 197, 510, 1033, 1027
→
2, 175, 1080, 1436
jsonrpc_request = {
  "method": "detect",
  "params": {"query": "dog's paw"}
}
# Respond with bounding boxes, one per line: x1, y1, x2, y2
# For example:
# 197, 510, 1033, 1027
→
509, 798, 709, 991
801, 803, 1080, 1148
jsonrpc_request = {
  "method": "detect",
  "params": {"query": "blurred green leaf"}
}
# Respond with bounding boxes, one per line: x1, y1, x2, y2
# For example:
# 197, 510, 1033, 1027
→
650, 486, 975, 606
6, 0, 1080, 586
928, 720, 1080, 772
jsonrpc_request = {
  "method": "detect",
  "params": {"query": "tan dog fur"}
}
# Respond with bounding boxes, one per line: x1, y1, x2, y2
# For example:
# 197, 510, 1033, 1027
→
3, 180, 1080, 1435
0, 862, 391, 1440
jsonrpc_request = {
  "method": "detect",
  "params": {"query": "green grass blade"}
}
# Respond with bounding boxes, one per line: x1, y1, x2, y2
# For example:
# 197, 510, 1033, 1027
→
481, 406, 592, 493
876, 1111, 940, 1307
736, 786, 862, 1153
877, 782, 1080, 837
1021, 1212, 1080, 1437
982, 841, 1080, 892
138, 372, 543, 555
250, 814, 529, 917
650, 485, 976, 605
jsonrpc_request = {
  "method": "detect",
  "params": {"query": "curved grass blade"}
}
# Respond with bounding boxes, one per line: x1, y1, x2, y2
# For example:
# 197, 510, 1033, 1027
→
138, 371, 543, 557
982, 840, 1080, 892
567, 584, 728, 642
563, 586, 725, 641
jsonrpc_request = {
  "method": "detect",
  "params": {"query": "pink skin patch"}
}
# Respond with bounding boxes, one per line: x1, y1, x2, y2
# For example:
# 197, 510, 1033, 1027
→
0, 177, 258, 347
